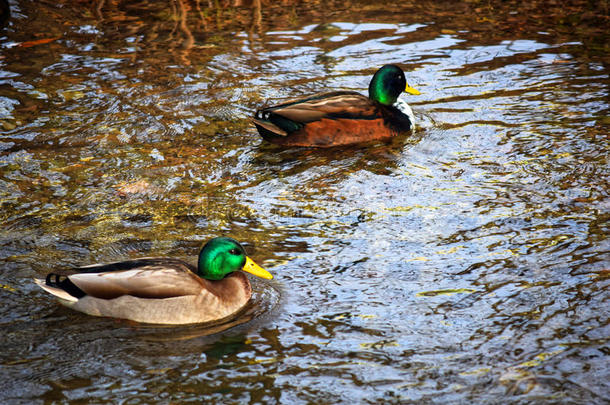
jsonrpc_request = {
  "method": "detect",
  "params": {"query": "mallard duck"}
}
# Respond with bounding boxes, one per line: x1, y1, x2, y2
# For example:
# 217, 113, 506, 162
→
252, 64, 420, 147
34, 237, 273, 325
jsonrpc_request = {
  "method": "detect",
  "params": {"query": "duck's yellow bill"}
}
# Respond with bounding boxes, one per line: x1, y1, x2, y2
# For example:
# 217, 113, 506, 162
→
404, 84, 420, 95
243, 257, 273, 280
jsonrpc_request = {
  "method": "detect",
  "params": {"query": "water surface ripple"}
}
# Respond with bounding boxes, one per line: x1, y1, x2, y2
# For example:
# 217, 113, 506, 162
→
0, 0, 608, 403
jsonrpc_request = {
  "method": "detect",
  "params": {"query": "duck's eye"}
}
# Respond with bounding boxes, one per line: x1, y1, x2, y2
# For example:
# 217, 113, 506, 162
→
229, 248, 241, 255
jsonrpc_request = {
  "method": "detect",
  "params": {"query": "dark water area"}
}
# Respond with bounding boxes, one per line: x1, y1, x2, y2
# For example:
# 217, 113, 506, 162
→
0, 0, 608, 403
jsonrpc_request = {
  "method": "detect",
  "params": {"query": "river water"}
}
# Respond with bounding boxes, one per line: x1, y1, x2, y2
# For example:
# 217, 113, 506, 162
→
0, 0, 608, 403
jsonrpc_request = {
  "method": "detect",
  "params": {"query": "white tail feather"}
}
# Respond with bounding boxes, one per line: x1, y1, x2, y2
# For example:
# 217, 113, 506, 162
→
34, 278, 79, 302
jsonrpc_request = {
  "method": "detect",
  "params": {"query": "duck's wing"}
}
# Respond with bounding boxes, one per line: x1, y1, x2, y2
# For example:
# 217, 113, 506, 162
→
40, 258, 205, 300
253, 91, 378, 135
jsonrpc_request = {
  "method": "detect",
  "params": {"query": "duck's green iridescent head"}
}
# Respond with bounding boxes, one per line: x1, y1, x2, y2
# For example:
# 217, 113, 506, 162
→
368, 64, 420, 106
197, 237, 272, 281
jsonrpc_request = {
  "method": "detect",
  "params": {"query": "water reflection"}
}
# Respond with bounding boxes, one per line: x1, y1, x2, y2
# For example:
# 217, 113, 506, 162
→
1, 0, 609, 403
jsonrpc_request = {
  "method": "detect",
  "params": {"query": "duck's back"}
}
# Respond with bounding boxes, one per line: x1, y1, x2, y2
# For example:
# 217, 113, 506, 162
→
253, 91, 412, 147
69, 272, 251, 325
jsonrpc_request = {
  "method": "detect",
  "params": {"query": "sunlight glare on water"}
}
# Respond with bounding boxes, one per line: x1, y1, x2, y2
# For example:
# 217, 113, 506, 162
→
0, 0, 608, 403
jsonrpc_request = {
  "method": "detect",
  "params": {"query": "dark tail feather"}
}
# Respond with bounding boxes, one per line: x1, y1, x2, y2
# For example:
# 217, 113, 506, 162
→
252, 118, 288, 142
45, 273, 86, 299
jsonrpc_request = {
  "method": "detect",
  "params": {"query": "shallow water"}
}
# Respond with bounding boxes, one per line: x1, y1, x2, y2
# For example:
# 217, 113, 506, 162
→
0, 0, 608, 403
